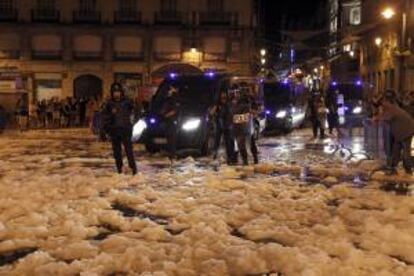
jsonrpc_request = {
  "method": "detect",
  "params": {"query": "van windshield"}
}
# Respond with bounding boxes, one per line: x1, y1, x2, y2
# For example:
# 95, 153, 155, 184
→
264, 83, 291, 106
152, 77, 217, 111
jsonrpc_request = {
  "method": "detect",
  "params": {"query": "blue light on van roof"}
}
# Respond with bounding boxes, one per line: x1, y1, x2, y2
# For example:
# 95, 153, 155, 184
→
169, 73, 177, 79
205, 71, 215, 78
356, 80, 362, 86
332, 81, 338, 87
149, 118, 157, 124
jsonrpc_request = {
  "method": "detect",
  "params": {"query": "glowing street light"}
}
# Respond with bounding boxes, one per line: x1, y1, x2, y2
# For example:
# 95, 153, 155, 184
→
320, 65, 324, 70
313, 68, 319, 74
261, 58, 266, 65
260, 49, 267, 56
349, 50, 355, 58
382, 7, 396, 20
190, 48, 197, 53
375, 37, 382, 46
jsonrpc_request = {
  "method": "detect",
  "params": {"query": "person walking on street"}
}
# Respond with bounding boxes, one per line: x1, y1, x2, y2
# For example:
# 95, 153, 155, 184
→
46, 99, 54, 128
374, 92, 414, 175
16, 95, 28, 131
29, 100, 38, 129
248, 92, 260, 164
212, 92, 235, 164
102, 83, 137, 175
161, 85, 180, 163
230, 89, 251, 166
79, 97, 87, 127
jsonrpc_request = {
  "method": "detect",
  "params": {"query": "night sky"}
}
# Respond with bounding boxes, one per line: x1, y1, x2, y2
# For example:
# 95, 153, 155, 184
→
261, 0, 328, 40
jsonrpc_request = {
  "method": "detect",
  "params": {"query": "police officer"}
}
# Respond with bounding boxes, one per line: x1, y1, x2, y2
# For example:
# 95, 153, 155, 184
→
161, 85, 180, 162
247, 91, 260, 164
212, 92, 235, 164
230, 88, 251, 166
102, 83, 137, 175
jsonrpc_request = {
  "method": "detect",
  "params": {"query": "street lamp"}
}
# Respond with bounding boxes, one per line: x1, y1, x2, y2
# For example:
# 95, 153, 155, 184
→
375, 37, 382, 46
381, 7, 396, 20
260, 49, 267, 56
349, 50, 355, 58
261, 58, 266, 65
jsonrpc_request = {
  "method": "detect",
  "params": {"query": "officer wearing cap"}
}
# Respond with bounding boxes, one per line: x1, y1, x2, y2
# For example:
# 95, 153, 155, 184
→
102, 83, 137, 175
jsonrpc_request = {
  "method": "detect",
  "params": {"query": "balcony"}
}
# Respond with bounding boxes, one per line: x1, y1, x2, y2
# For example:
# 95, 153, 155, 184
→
0, 50, 20, 59
154, 11, 183, 25
0, 9, 18, 22
203, 52, 226, 62
74, 51, 102, 60
114, 10, 142, 24
31, 9, 60, 23
114, 51, 144, 61
199, 11, 235, 26
32, 50, 62, 60
73, 10, 101, 24
154, 52, 181, 61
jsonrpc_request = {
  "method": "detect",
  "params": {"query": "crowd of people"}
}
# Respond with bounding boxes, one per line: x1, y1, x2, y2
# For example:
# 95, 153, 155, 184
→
6, 82, 414, 176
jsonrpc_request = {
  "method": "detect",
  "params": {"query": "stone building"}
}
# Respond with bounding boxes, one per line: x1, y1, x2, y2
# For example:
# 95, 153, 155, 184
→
329, 0, 414, 96
0, 0, 256, 108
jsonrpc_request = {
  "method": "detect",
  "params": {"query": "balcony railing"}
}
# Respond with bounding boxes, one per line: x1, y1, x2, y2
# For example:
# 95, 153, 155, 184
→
0, 9, 18, 22
32, 50, 62, 60
114, 10, 142, 24
199, 11, 235, 26
114, 51, 144, 61
0, 50, 20, 59
204, 52, 226, 62
31, 9, 60, 23
74, 51, 102, 60
73, 10, 101, 24
154, 52, 181, 61
154, 11, 183, 25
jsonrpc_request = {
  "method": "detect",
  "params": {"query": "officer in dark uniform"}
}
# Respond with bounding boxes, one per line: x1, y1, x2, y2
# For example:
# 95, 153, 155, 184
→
102, 83, 137, 175
247, 91, 260, 164
230, 88, 251, 166
212, 92, 235, 164
161, 85, 180, 161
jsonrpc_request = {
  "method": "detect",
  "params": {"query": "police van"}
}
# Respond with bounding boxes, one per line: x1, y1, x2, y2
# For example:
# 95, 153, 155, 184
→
133, 73, 264, 156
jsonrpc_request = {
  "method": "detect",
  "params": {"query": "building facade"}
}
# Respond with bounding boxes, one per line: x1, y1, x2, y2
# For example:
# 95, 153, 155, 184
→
0, 0, 256, 108
328, 0, 362, 85
329, 0, 414, 97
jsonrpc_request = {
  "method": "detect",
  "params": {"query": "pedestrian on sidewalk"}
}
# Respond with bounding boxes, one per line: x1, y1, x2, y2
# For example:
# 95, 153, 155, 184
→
102, 83, 137, 175
374, 91, 414, 175
161, 85, 180, 163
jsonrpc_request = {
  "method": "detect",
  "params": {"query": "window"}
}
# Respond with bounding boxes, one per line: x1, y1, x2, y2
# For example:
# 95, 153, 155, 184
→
350, 7, 361, 25
207, 0, 223, 12
0, 0, 13, 12
119, 0, 137, 11
160, 0, 176, 12
36, 0, 55, 10
79, 0, 96, 12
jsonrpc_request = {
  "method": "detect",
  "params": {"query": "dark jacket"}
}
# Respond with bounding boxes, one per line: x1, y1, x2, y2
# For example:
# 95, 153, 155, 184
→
102, 97, 134, 135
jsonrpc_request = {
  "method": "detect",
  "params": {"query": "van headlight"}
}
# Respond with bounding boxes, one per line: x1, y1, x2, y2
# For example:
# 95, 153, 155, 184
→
276, 110, 287, 118
352, 106, 362, 114
182, 118, 201, 131
132, 119, 147, 141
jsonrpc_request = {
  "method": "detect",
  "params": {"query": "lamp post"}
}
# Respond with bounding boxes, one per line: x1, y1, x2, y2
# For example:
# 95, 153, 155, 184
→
382, 0, 411, 93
